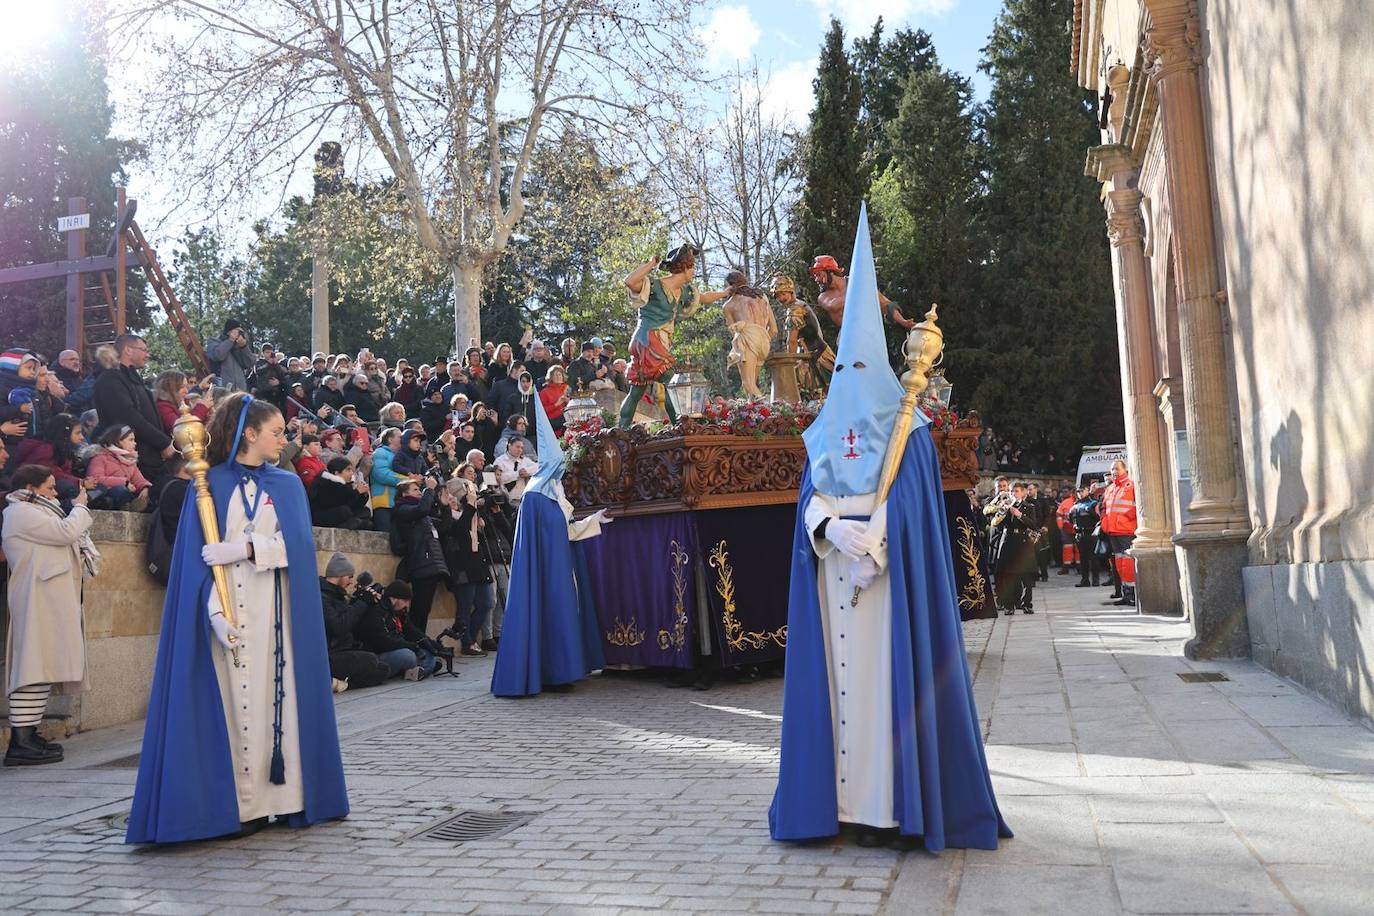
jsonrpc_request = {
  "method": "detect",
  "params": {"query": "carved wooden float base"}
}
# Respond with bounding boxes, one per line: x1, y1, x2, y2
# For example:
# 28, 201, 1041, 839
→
564, 424, 983, 516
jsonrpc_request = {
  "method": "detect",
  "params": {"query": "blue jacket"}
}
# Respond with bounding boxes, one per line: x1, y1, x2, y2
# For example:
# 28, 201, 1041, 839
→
369, 445, 406, 509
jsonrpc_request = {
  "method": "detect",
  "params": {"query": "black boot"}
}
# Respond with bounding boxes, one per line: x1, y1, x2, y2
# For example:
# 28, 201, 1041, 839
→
34, 732, 62, 754
4, 726, 63, 766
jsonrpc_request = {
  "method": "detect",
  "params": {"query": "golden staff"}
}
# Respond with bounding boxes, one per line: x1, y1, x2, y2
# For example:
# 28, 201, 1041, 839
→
171, 405, 241, 667
850, 304, 945, 608
874, 303, 946, 502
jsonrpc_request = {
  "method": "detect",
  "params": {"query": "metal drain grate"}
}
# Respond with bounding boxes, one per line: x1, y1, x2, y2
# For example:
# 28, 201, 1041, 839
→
1177, 671, 1230, 683
412, 810, 535, 844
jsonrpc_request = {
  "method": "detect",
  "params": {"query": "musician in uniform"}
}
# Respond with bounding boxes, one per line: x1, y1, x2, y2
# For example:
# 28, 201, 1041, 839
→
987, 481, 1040, 614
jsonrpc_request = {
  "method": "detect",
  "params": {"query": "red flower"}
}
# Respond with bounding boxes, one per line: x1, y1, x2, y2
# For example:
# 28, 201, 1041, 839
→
760, 406, 771, 417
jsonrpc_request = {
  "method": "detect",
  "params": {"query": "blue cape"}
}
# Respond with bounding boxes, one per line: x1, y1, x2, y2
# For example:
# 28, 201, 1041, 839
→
769, 428, 1011, 850
126, 462, 349, 844
491, 490, 605, 697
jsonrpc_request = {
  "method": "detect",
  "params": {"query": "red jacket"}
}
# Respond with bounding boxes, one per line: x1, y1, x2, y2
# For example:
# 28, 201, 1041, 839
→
156, 398, 209, 435
539, 383, 569, 421
1100, 474, 1138, 536
296, 453, 326, 488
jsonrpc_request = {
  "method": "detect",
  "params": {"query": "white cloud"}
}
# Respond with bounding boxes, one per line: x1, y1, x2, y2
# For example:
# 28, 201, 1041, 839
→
805, 0, 956, 32
700, 5, 763, 68
757, 59, 817, 124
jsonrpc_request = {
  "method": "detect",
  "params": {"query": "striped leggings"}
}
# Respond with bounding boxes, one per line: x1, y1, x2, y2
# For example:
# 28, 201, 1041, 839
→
8, 684, 52, 728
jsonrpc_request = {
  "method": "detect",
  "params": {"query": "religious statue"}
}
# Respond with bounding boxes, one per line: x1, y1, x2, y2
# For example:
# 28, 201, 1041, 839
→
617, 244, 731, 428
809, 254, 916, 332
771, 274, 834, 399
722, 269, 777, 399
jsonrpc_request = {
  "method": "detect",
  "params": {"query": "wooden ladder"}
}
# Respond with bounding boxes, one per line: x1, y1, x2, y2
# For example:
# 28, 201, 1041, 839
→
82, 215, 211, 377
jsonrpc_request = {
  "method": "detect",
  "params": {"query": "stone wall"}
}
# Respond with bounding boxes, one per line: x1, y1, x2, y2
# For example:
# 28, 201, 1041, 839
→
1, 510, 456, 735
1203, 2, 1374, 720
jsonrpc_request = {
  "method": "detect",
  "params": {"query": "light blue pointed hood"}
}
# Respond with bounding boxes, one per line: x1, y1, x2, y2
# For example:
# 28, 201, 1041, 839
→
802, 202, 927, 497
524, 386, 566, 501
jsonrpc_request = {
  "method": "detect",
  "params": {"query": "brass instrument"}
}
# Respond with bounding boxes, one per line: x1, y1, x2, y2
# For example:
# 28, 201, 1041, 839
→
171, 405, 241, 667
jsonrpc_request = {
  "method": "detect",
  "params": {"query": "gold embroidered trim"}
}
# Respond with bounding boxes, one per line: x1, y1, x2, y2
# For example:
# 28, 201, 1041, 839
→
712, 539, 787, 651
657, 538, 689, 651
955, 516, 988, 614
606, 617, 646, 647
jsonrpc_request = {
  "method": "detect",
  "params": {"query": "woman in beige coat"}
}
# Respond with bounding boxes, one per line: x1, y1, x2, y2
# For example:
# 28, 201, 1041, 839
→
3, 464, 94, 766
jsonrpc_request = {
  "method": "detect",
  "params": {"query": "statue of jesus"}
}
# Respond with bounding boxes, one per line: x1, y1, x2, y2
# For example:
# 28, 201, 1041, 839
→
722, 270, 777, 399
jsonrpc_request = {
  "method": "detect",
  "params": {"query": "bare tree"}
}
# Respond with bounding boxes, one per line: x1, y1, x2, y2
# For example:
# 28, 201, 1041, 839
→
666, 66, 800, 286
112, 0, 705, 347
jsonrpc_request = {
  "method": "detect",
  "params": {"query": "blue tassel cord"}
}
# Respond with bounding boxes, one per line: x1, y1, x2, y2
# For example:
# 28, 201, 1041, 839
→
269, 568, 287, 786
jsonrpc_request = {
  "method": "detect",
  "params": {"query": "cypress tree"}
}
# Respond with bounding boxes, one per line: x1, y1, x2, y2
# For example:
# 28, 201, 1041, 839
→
791, 18, 865, 272
872, 66, 982, 364
976, 0, 1122, 464
852, 20, 938, 173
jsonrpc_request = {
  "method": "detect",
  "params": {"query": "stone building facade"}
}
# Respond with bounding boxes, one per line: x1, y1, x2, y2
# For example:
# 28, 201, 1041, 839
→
1072, 0, 1374, 721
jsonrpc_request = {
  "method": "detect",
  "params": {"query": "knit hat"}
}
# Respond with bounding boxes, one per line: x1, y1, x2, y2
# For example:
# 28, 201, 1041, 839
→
7, 387, 34, 407
384, 580, 412, 600
224, 319, 243, 334
324, 552, 355, 578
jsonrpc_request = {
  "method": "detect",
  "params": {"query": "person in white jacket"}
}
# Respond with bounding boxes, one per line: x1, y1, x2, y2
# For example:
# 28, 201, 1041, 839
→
493, 436, 538, 507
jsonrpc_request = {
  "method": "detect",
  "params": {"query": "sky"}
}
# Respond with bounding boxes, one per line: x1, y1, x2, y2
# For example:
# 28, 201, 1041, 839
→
702, 0, 1006, 122
3, 0, 1007, 251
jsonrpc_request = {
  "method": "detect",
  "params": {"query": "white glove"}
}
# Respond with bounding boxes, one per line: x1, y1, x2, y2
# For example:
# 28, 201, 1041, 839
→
202, 540, 251, 566
591, 508, 613, 526
848, 555, 881, 592
209, 613, 241, 651
825, 518, 876, 561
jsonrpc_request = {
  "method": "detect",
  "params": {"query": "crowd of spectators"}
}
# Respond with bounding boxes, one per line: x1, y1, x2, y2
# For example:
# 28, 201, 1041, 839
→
0, 323, 632, 693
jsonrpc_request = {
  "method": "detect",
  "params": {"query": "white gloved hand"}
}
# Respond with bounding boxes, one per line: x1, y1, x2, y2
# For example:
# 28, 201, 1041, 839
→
591, 508, 613, 526
209, 613, 241, 651
825, 518, 876, 561
202, 540, 251, 566
848, 555, 881, 591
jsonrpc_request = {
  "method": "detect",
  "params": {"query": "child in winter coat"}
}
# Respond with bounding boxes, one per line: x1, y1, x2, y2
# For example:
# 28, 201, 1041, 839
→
87, 425, 152, 511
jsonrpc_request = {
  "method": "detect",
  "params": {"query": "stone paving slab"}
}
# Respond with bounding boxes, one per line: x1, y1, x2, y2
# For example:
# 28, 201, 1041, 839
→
1, 577, 1373, 913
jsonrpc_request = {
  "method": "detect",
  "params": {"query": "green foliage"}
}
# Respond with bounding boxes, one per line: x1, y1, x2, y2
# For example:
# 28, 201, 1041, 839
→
790, 18, 866, 271
851, 19, 938, 173
975, 0, 1122, 457
0, 7, 145, 358
871, 66, 983, 360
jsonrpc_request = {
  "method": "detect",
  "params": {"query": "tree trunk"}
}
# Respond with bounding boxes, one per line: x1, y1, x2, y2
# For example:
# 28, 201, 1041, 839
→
452, 262, 483, 354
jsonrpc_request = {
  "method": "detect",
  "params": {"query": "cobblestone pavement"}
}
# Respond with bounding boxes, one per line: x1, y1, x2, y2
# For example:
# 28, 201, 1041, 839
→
2, 577, 1374, 914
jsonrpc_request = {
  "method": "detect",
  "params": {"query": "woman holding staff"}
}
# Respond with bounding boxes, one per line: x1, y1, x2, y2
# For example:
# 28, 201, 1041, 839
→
127, 393, 348, 844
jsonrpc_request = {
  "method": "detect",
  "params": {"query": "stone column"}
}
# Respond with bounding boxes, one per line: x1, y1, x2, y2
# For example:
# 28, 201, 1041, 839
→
1144, 0, 1250, 656
1089, 146, 1182, 617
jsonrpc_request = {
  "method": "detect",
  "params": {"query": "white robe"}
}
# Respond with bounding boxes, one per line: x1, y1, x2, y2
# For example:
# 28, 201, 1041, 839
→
209, 478, 305, 822
804, 490, 895, 828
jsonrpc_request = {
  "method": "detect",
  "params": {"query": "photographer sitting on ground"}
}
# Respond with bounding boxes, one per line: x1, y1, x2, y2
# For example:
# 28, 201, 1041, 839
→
318, 554, 391, 691
352, 578, 444, 680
